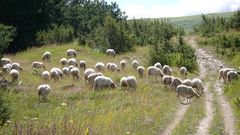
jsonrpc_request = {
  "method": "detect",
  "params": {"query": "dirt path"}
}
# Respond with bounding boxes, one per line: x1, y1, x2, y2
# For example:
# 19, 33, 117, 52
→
189, 36, 235, 135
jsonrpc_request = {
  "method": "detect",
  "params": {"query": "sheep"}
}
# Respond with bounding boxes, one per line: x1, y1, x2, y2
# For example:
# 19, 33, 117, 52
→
170, 77, 183, 90
67, 58, 78, 67
93, 76, 116, 91
68, 65, 75, 71
42, 71, 50, 81
137, 66, 145, 78
132, 60, 139, 70
50, 69, 59, 80
62, 67, 70, 76
191, 78, 204, 95
60, 58, 68, 66
32, 62, 45, 72
120, 60, 127, 70
176, 84, 200, 104
10, 69, 19, 81
227, 70, 238, 83
70, 67, 80, 80
106, 49, 116, 57
87, 72, 103, 87
120, 76, 137, 91
95, 62, 105, 71
154, 62, 162, 69
79, 60, 86, 71
66, 49, 77, 57
109, 63, 119, 72
42, 51, 51, 62
51, 68, 63, 78
163, 65, 172, 75
2, 63, 12, 73
162, 75, 174, 87
38, 84, 51, 102
223, 68, 236, 83
1, 58, 12, 66
180, 67, 188, 77
12, 63, 23, 71
147, 66, 164, 80
84, 68, 95, 83
182, 79, 192, 86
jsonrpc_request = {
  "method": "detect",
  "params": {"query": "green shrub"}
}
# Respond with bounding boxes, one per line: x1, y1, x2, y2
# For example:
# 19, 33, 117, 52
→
0, 91, 10, 126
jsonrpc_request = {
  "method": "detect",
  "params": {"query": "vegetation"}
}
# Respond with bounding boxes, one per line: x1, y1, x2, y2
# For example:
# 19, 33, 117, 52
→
0, 90, 11, 126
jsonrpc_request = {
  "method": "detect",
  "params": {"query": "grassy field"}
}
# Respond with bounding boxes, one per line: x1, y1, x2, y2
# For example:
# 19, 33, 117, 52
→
0, 42, 202, 134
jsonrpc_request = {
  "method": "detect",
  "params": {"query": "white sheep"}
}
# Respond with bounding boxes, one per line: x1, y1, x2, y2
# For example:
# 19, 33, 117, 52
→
180, 66, 188, 77
106, 49, 116, 57
227, 70, 238, 83
87, 72, 103, 87
154, 62, 162, 69
68, 58, 78, 67
66, 49, 77, 57
93, 76, 116, 91
38, 84, 51, 102
32, 61, 45, 70
132, 60, 139, 70
95, 62, 105, 71
2, 63, 12, 73
42, 51, 51, 62
170, 77, 183, 90
50, 69, 59, 80
163, 65, 172, 75
42, 71, 50, 80
62, 67, 70, 76
79, 60, 86, 71
84, 68, 95, 83
68, 65, 75, 71
147, 66, 164, 80
60, 58, 68, 66
162, 75, 174, 87
10, 69, 19, 81
70, 67, 80, 80
51, 68, 63, 78
1, 58, 12, 66
106, 63, 112, 70
176, 84, 200, 104
109, 63, 119, 72
137, 66, 145, 78
120, 60, 127, 70
12, 62, 23, 71
182, 79, 192, 86
120, 76, 137, 91
191, 78, 204, 95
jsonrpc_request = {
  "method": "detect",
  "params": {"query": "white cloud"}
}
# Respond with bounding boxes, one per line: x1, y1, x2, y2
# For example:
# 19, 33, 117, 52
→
122, 0, 240, 18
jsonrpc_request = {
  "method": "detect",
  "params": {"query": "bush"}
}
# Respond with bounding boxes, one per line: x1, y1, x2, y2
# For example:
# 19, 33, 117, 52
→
0, 91, 10, 126
36, 24, 74, 45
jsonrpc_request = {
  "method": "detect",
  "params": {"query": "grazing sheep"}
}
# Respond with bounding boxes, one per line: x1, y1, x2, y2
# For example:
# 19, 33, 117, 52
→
120, 60, 127, 70
109, 63, 119, 72
87, 72, 103, 87
227, 71, 238, 83
12, 63, 23, 71
42, 51, 51, 62
182, 79, 192, 86
52, 68, 63, 78
67, 58, 78, 67
38, 84, 51, 102
132, 60, 139, 70
32, 62, 45, 70
170, 77, 183, 90
137, 66, 145, 78
50, 69, 59, 80
60, 58, 68, 66
2, 63, 12, 73
10, 69, 19, 81
93, 76, 116, 91
62, 67, 70, 76
154, 62, 162, 69
1, 58, 12, 66
95, 62, 105, 71
84, 68, 95, 83
147, 66, 164, 80
106, 49, 116, 57
120, 76, 137, 91
42, 71, 50, 80
162, 75, 174, 87
191, 78, 204, 95
70, 67, 80, 80
79, 60, 86, 71
68, 65, 75, 71
180, 67, 188, 77
176, 84, 200, 104
66, 49, 77, 57
163, 65, 172, 75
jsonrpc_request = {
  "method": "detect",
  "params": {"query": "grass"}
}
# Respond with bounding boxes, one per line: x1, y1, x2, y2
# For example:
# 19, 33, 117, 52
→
0, 42, 197, 134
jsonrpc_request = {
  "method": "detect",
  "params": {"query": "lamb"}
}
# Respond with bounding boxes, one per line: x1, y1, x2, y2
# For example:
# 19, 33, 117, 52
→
106, 49, 116, 57
32, 62, 45, 70
182, 79, 192, 86
95, 62, 105, 71
191, 78, 204, 95
42, 51, 51, 62
38, 84, 51, 102
180, 66, 188, 77
84, 68, 95, 83
2, 63, 12, 73
163, 65, 172, 75
50, 68, 60, 80
66, 49, 77, 57
10, 69, 19, 81
62, 67, 70, 76
67, 58, 78, 67
176, 84, 200, 104
93, 76, 116, 91
60, 58, 68, 66
87, 72, 103, 87
227, 70, 238, 83
154, 62, 162, 69
120, 76, 137, 91
70, 67, 80, 80
42, 71, 50, 80
79, 60, 86, 71
170, 77, 183, 90
1, 58, 12, 66
132, 60, 139, 70
12, 63, 23, 71
147, 66, 164, 80
162, 75, 174, 87
120, 60, 127, 70
137, 66, 145, 78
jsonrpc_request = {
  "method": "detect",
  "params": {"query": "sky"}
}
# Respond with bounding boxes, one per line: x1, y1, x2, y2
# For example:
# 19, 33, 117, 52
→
105, 0, 240, 18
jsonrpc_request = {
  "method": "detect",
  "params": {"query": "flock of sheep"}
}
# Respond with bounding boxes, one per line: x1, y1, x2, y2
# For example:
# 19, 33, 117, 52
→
0, 48, 239, 104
